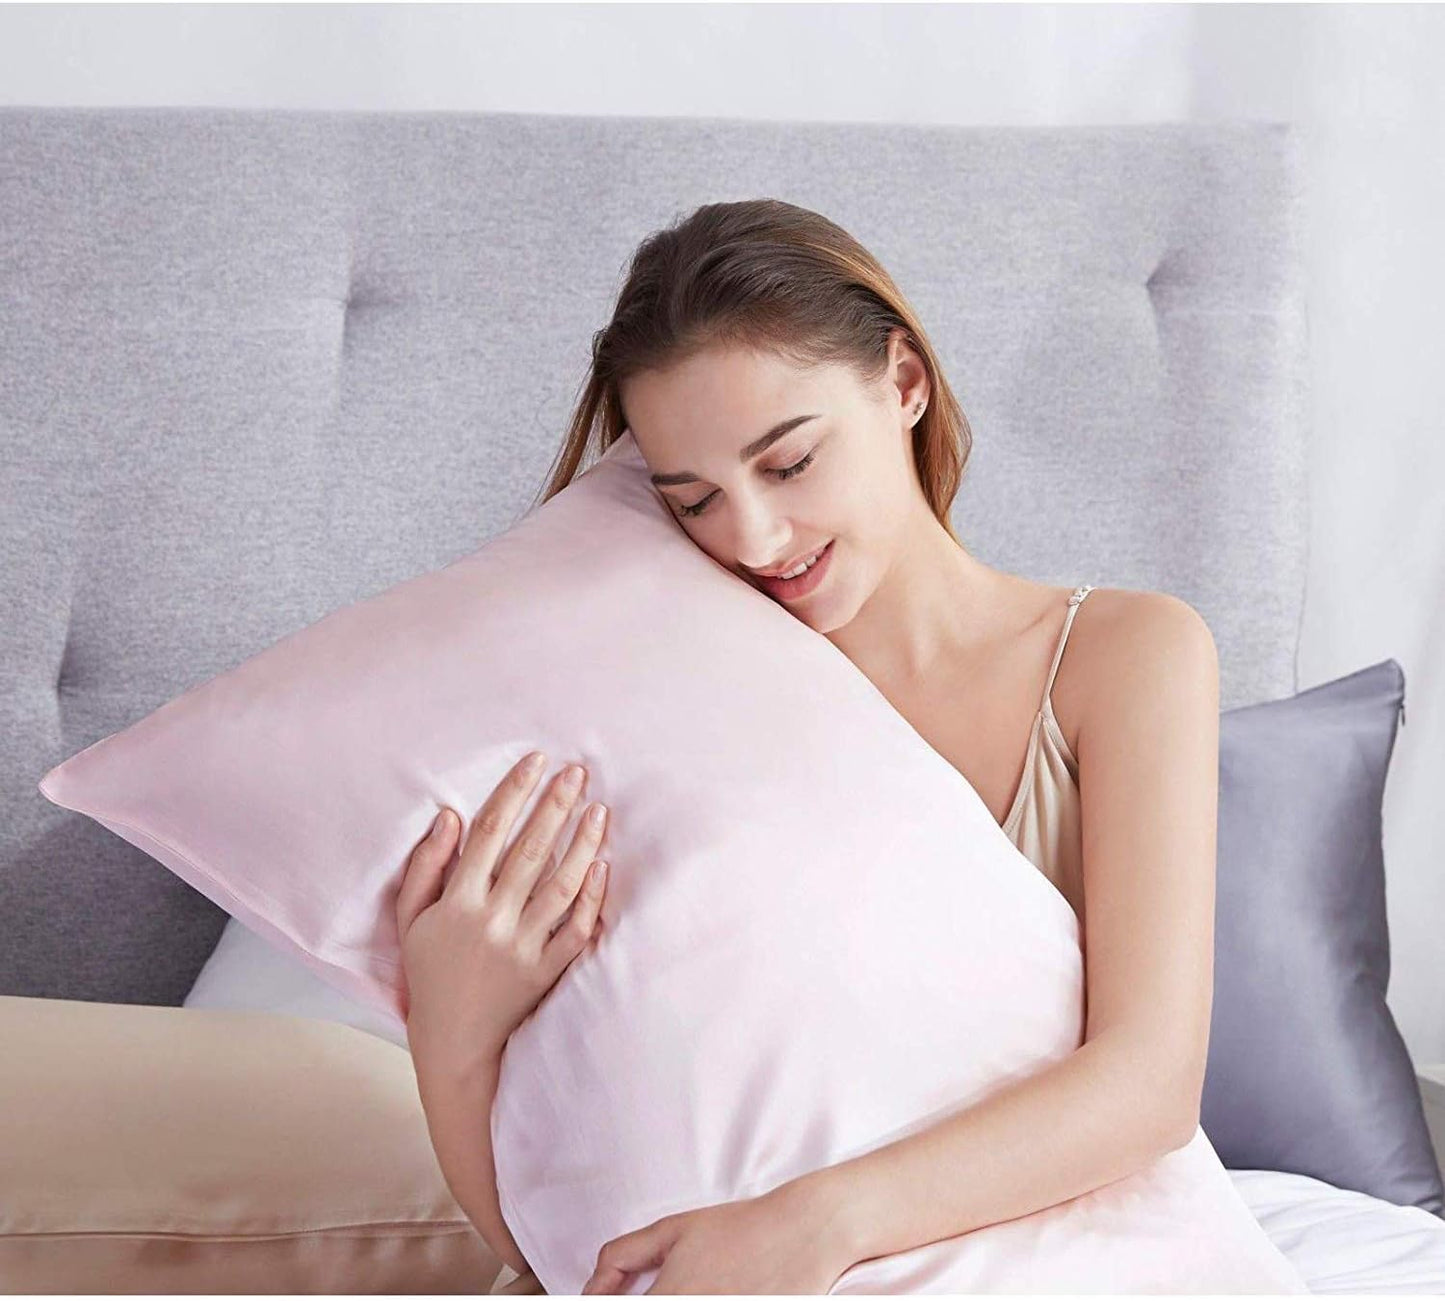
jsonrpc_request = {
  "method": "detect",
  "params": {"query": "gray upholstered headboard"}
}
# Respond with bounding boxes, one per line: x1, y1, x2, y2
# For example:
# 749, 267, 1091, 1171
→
1, 109, 1308, 1007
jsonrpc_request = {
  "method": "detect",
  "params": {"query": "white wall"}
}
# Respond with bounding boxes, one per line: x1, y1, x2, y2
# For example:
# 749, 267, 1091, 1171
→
3, 3, 1441, 1064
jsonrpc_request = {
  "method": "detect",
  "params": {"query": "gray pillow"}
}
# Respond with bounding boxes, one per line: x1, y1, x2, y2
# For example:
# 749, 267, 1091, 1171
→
1203, 657, 1442, 1216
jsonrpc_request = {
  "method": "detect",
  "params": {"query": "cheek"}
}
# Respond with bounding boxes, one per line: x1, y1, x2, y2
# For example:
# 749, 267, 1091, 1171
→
813, 472, 871, 535
851, 462, 908, 527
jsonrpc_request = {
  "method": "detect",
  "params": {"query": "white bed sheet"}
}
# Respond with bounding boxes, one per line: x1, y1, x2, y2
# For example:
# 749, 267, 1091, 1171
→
1230, 1168, 1445, 1294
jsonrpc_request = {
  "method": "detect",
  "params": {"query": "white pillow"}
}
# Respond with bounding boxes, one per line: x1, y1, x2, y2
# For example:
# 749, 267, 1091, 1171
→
185, 917, 408, 1049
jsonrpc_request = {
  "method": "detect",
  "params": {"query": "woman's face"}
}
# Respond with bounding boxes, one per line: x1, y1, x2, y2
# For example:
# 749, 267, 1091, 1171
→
620, 339, 931, 635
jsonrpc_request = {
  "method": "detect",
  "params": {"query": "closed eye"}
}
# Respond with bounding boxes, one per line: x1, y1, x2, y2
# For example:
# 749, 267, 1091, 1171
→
673, 450, 818, 519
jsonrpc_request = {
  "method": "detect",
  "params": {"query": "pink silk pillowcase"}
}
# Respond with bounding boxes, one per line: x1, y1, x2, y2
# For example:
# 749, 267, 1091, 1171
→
40, 432, 1307, 1295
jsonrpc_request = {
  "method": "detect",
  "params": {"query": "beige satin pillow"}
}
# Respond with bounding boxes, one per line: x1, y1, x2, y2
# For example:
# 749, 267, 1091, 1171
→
0, 994, 504, 1294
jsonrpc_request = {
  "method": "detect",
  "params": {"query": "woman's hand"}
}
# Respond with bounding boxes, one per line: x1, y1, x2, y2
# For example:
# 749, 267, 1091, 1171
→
394, 750, 611, 1075
581, 1178, 857, 1295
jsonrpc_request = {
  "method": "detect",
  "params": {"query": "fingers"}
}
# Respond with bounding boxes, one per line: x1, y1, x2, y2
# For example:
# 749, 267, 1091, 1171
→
540, 849, 609, 970
446, 751, 550, 907
403, 755, 609, 963
396, 806, 459, 940
488, 758, 593, 911
584, 1219, 675, 1295
525, 784, 609, 936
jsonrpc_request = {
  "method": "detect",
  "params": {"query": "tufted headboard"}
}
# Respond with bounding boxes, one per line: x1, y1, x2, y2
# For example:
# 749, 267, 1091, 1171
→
0, 108, 1309, 1007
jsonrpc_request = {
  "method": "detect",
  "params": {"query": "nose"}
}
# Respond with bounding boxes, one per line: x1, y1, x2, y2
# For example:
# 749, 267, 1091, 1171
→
724, 493, 794, 571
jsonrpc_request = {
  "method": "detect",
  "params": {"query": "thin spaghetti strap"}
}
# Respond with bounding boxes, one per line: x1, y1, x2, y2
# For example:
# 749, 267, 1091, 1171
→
1039, 584, 1096, 710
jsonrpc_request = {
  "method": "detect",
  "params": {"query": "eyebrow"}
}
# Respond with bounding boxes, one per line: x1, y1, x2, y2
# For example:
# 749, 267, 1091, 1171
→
649, 414, 821, 486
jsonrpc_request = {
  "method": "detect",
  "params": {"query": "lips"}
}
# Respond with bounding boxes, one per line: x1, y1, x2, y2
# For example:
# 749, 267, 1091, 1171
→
755, 539, 835, 603
756, 542, 830, 579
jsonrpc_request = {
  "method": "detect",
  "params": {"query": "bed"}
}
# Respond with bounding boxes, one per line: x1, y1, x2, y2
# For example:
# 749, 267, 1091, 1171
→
4, 106, 1444, 1293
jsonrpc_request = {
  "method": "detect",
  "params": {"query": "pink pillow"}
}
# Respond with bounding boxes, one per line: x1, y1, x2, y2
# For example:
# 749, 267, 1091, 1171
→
41, 432, 1306, 1294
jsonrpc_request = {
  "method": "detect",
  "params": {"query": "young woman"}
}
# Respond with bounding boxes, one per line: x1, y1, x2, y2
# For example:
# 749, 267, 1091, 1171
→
396, 199, 1221, 1295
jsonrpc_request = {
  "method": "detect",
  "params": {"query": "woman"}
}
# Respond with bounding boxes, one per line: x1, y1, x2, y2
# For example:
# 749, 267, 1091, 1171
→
396, 199, 1221, 1295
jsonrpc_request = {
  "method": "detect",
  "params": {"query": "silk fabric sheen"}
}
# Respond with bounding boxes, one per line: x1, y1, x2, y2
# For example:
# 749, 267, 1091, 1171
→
0, 995, 502, 1293
489, 438, 1307, 1293
36, 428, 1306, 1294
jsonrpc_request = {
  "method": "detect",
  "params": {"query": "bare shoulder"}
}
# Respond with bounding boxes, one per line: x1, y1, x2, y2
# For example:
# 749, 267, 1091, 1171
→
1057, 589, 1223, 1117
1051, 587, 1219, 753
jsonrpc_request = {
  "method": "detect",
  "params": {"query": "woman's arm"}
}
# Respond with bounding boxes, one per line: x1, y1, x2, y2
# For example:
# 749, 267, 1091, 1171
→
789, 1024, 1197, 1266
788, 591, 1220, 1266
414, 1049, 532, 1277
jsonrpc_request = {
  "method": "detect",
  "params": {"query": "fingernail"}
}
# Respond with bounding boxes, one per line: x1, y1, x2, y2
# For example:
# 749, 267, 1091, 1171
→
524, 751, 547, 773
431, 810, 449, 836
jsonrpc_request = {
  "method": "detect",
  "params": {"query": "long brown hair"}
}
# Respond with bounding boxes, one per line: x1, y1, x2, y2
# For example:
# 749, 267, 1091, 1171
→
528, 199, 972, 545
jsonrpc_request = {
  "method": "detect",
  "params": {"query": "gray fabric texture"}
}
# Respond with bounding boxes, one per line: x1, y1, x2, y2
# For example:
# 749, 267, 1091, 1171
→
1206, 658, 1442, 1216
3, 112, 1306, 1002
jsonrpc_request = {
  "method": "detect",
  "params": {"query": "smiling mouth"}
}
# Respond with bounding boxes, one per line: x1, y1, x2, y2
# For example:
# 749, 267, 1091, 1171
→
755, 542, 831, 580
753, 539, 835, 601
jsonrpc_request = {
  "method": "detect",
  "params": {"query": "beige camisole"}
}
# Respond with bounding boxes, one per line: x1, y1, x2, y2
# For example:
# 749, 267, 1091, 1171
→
996, 583, 1094, 927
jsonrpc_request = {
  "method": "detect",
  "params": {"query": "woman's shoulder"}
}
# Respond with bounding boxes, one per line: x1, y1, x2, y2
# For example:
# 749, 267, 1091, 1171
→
1047, 586, 1217, 760
1064, 586, 1214, 664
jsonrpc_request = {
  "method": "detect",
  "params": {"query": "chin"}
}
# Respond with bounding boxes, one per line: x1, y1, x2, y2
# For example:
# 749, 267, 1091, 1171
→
798, 583, 855, 635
